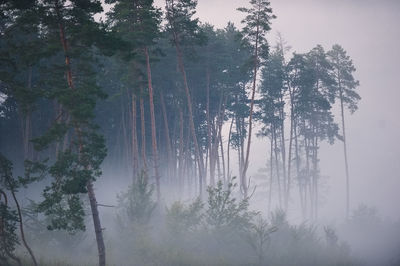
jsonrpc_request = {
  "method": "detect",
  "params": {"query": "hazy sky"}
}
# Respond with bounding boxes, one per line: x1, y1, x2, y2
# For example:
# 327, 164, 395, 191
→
150, 0, 400, 220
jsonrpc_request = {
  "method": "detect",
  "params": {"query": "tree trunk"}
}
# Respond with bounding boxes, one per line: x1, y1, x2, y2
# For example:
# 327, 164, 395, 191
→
340, 88, 351, 220
209, 118, 216, 186
293, 117, 304, 218
178, 108, 184, 194
279, 97, 287, 210
121, 94, 130, 173
268, 137, 273, 214
219, 131, 226, 182
160, 92, 173, 176
227, 116, 234, 183
23, 67, 33, 160
144, 47, 161, 202
304, 129, 311, 220
313, 134, 319, 221
6, 180, 37, 266
242, 23, 260, 198
132, 94, 139, 180
286, 86, 295, 213
273, 126, 282, 208
209, 95, 224, 186
206, 68, 212, 185
87, 181, 106, 266
139, 90, 147, 171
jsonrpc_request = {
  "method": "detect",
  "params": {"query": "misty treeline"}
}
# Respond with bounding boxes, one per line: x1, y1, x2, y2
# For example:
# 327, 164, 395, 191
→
0, 0, 366, 265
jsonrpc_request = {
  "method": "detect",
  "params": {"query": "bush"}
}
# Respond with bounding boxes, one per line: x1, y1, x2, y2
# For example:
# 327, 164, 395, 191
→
166, 198, 204, 237
116, 170, 156, 232
206, 180, 257, 237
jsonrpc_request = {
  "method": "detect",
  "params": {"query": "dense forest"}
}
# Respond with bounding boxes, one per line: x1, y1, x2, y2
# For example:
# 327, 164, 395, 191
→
1, 0, 399, 265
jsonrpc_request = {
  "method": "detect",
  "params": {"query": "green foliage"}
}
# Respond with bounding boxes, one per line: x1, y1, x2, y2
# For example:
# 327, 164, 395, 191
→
0, 1, 363, 265
21, 199, 87, 249
7, 0, 110, 235
0, 154, 15, 190
31, 123, 69, 151
327, 44, 361, 113
106, 0, 162, 48
18, 159, 48, 187
37, 192, 86, 232
0, 201, 20, 265
34, 132, 106, 232
165, 0, 207, 47
237, 0, 276, 60
166, 197, 204, 236
206, 179, 257, 234
0, 154, 26, 265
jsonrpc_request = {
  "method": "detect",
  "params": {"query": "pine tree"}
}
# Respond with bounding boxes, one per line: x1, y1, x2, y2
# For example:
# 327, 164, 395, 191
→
327, 44, 360, 220
237, 0, 275, 197
17, 1, 115, 265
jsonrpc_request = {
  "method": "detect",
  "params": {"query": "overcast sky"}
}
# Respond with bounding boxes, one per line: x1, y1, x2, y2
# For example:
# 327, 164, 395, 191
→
150, 0, 400, 220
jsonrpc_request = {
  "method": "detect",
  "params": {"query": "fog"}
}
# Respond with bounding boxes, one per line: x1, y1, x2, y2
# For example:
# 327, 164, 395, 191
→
178, 0, 400, 222
2, 0, 400, 265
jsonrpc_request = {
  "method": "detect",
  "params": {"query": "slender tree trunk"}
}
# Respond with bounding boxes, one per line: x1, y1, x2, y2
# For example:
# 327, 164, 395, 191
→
6, 182, 37, 266
268, 137, 274, 214
144, 47, 161, 201
206, 68, 211, 184
53, 101, 63, 157
286, 87, 295, 213
178, 108, 184, 194
160, 92, 173, 172
62, 114, 70, 152
293, 117, 304, 218
313, 134, 319, 221
279, 98, 287, 210
209, 118, 217, 186
273, 126, 282, 208
227, 116, 234, 183
121, 95, 130, 173
304, 130, 311, 220
23, 67, 33, 160
286, 125, 293, 213
219, 132, 226, 182
215, 99, 226, 182
242, 23, 260, 198
87, 181, 106, 266
340, 88, 351, 220
132, 94, 139, 180
209, 95, 224, 186
240, 117, 246, 192
140, 90, 147, 171
216, 145, 221, 181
